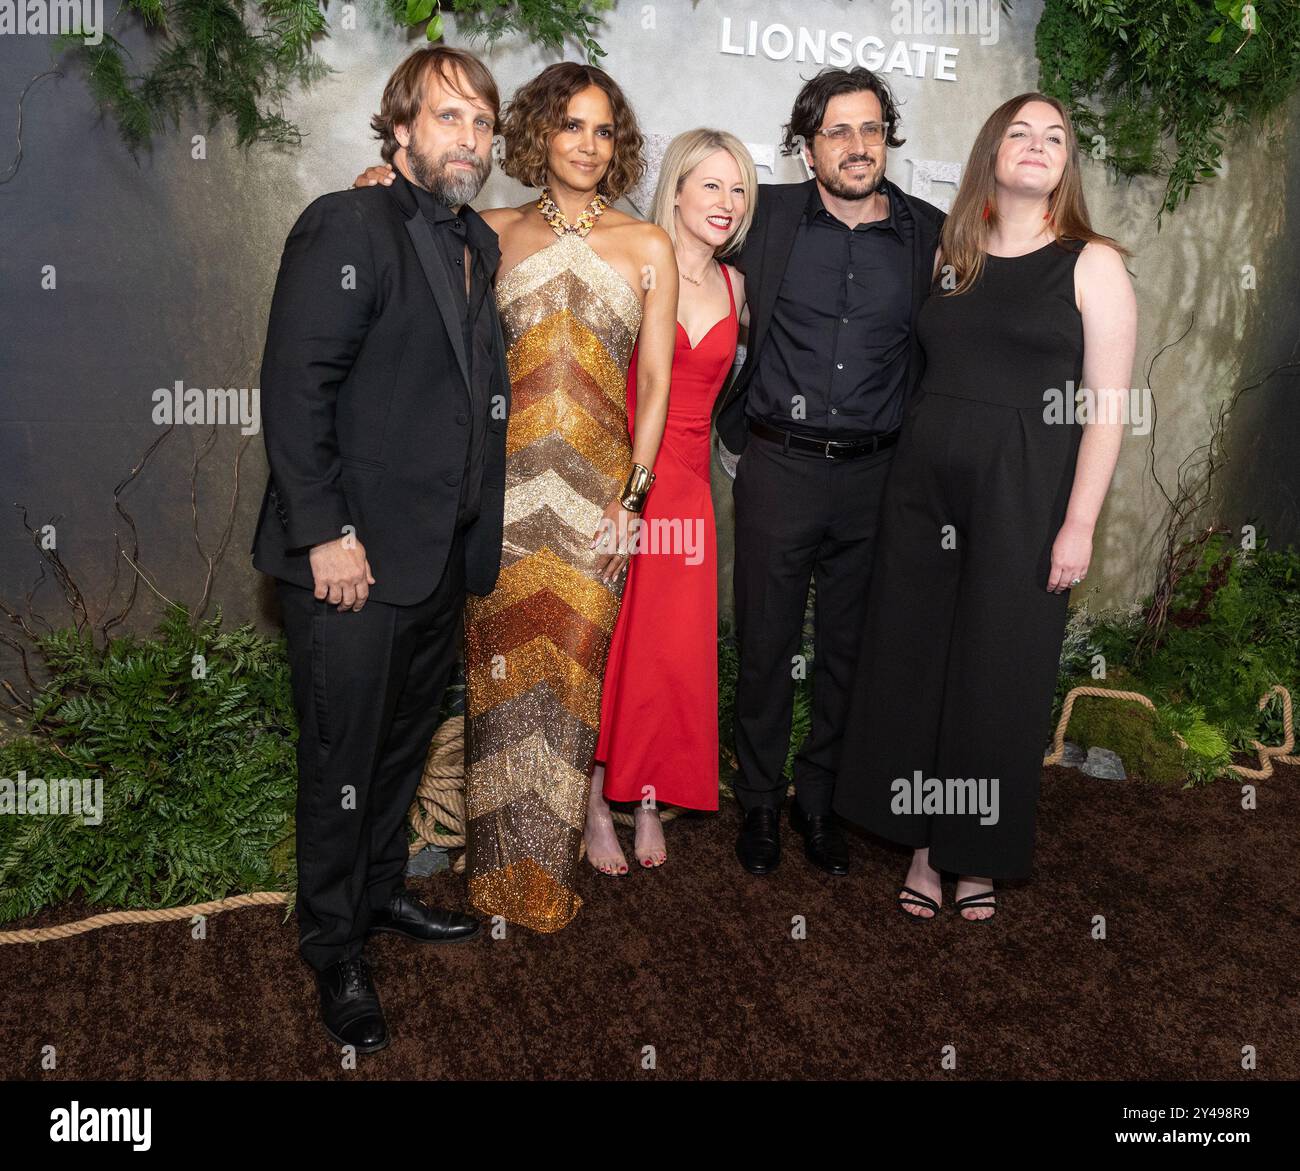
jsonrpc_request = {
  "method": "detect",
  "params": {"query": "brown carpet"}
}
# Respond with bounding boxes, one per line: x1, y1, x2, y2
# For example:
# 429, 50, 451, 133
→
3, 763, 1296, 1080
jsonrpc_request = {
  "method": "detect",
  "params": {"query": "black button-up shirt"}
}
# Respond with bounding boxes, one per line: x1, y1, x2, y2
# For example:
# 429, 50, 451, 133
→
747, 182, 913, 438
411, 183, 497, 530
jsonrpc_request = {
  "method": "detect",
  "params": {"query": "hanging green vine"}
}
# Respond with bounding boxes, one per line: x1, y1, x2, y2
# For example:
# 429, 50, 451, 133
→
54, 0, 612, 153
1036, 0, 1300, 220
384, 0, 611, 59
55, 2, 1300, 208
56, 0, 330, 150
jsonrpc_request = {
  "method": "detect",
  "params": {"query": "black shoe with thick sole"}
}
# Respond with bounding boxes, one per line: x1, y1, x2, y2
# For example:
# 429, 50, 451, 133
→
368, 888, 482, 944
316, 956, 389, 1054
789, 801, 849, 876
736, 805, 781, 874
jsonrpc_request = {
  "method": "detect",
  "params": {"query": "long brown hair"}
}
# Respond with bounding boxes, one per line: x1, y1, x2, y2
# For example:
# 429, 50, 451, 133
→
499, 62, 645, 201
941, 92, 1128, 295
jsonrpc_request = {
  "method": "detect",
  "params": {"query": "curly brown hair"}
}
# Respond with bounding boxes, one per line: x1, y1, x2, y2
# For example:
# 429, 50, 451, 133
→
499, 63, 645, 201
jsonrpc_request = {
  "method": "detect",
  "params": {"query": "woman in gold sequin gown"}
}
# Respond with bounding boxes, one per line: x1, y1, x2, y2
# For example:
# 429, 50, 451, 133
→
463, 65, 678, 931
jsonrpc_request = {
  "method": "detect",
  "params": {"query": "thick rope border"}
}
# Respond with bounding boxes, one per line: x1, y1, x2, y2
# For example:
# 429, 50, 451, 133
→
1044, 683, 1297, 780
3, 686, 1293, 945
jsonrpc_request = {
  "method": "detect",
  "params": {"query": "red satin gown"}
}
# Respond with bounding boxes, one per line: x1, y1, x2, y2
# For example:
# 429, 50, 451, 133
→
594, 265, 739, 810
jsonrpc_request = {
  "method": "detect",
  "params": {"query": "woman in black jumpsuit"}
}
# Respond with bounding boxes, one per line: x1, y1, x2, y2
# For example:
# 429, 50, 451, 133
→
833, 93, 1135, 920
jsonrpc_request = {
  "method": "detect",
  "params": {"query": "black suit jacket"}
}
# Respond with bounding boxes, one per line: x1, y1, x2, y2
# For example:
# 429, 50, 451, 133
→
712, 176, 945, 454
251, 172, 510, 604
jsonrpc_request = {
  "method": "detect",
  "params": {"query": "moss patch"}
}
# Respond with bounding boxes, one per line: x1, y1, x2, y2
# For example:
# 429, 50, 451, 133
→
1068, 696, 1188, 785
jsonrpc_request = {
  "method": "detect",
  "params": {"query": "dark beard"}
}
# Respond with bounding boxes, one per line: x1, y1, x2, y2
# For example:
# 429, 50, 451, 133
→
817, 154, 886, 201
409, 142, 489, 207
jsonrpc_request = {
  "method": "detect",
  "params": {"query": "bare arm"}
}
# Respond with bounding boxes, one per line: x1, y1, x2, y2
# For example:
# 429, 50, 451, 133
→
725, 263, 749, 329
628, 226, 677, 476
591, 227, 679, 582
1047, 241, 1137, 593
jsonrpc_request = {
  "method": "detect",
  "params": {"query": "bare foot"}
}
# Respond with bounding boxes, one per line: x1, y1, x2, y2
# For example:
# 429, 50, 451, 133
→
584, 765, 627, 875
633, 805, 666, 868
899, 847, 942, 919
955, 876, 995, 920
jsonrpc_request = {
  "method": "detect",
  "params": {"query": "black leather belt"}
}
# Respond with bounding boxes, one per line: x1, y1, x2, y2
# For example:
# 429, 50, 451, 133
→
748, 419, 899, 459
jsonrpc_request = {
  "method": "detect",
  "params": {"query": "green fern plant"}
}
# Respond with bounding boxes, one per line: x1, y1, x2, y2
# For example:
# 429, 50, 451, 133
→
1052, 537, 1300, 784
0, 608, 298, 922
388, 0, 612, 60
53, 0, 614, 153
1036, 0, 1300, 219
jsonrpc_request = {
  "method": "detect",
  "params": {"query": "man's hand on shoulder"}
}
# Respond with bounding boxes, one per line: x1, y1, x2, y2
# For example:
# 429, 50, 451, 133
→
309, 534, 376, 612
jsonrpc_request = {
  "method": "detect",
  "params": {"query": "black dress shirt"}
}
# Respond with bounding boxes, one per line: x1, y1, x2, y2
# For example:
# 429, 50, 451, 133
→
410, 182, 497, 529
746, 182, 913, 438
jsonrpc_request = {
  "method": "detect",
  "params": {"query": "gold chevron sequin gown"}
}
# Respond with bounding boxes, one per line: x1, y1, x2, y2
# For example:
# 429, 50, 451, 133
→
464, 232, 641, 932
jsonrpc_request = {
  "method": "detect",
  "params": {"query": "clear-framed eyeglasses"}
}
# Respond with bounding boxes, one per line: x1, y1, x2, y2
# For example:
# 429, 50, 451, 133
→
815, 121, 891, 147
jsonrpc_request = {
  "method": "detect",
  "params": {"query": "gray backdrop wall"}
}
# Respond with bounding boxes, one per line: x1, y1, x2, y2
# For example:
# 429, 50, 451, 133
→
2, 0, 1297, 642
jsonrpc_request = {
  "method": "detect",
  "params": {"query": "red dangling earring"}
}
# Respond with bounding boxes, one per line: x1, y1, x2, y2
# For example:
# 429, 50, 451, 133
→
982, 199, 992, 221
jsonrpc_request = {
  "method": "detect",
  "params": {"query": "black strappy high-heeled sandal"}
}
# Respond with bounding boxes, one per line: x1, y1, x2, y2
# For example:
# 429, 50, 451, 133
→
897, 885, 941, 921
954, 890, 996, 920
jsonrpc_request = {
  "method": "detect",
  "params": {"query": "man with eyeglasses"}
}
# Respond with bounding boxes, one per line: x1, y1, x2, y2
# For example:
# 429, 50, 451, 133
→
713, 66, 945, 877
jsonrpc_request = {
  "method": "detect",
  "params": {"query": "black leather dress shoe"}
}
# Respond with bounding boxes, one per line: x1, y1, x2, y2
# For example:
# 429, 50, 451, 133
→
736, 805, 781, 874
316, 956, 388, 1053
789, 802, 849, 876
368, 888, 482, 943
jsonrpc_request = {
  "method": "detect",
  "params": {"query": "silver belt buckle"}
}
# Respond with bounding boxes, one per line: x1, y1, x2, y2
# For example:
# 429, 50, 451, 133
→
824, 439, 834, 460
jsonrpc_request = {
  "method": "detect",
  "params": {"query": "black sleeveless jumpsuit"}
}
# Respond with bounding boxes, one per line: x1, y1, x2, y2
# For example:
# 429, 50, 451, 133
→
832, 237, 1087, 880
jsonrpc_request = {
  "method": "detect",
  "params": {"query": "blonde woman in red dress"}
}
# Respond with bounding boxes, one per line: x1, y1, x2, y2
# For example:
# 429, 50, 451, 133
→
584, 130, 757, 873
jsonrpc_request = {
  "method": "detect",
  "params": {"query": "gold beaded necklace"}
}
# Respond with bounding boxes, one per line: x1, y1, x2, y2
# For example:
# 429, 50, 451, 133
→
537, 186, 608, 238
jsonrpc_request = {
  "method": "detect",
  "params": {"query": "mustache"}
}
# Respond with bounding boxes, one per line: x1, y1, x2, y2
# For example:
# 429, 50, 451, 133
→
437, 148, 488, 174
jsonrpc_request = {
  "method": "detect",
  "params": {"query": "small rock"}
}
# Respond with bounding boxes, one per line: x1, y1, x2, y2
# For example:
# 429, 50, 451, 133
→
1081, 746, 1126, 780
405, 844, 450, 877
1061, 740, 1087, 767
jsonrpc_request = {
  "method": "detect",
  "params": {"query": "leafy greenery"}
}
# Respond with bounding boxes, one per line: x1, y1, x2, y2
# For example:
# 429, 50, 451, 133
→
56, 0, 613, 152
387, 0, 612, 60
57, 0, 333, 150
1055, 535, 1300, 783
1067, 696, 1190, 784
0, 609, 298, 922
1036, 0, 1300, 219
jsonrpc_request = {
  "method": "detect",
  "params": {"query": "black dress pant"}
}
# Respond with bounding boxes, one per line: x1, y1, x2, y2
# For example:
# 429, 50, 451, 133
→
276, 531, 465, 972
731, 429, 893, 815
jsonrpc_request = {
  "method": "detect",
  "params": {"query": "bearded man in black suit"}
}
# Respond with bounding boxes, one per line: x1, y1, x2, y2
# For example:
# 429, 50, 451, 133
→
252, 46, 508, 1054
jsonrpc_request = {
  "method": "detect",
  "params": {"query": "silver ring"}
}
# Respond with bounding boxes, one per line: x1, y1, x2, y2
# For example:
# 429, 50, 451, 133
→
1070, 577, 1082, 586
